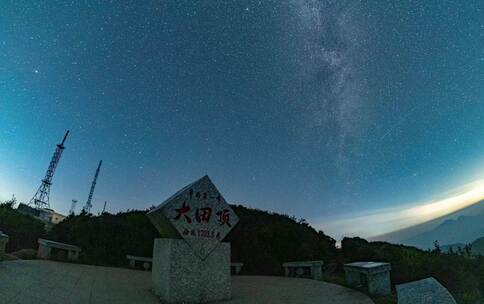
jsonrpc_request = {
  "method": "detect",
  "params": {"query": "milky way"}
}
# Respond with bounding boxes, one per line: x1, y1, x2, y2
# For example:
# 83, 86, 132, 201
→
0, 1, 483, 237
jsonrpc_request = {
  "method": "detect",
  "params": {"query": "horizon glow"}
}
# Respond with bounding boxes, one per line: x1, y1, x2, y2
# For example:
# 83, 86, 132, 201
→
313, 179, 484, 240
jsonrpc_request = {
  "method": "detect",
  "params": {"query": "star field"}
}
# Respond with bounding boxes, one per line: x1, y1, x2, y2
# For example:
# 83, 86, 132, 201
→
0, 1, 483, 237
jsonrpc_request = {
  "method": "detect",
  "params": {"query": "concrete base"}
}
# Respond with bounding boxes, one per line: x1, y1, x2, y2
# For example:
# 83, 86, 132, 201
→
152, 238, 231, 304
344, 262, 391, 296
37, 243, 51, 259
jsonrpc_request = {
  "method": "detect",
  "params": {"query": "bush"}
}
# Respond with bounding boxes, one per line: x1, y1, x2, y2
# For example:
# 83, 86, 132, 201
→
47, 210, 159, 266
227, 205, 337, 275
47, 205, 337, 273
0, 202, 46, 252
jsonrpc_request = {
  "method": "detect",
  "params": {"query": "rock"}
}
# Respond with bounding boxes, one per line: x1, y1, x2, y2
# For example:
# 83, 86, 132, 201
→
396, 277, 456, 304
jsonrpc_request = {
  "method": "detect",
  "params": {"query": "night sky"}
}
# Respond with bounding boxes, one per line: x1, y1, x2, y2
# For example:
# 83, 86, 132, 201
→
1, 1, 483, 239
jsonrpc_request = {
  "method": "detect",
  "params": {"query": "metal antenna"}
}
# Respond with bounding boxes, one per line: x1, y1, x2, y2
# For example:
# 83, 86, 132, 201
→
29, 130, 70, 209
102, 201, 107, 213
69, 199, 77, 215
83, 160, 102, 213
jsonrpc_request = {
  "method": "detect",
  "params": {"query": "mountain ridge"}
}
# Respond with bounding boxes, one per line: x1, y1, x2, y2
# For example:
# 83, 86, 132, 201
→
442, 236, 484, 255
370, 200, 484, 249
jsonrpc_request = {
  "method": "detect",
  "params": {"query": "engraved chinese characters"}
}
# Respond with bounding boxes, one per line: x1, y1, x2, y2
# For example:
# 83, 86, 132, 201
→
147, 175, 239, 260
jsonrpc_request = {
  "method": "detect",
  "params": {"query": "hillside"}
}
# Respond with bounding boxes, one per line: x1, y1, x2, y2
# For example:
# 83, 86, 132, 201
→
47, 204, 337, 274
226, 205, 337, 274
471, 237, 484, 255
1, 199, 484, 303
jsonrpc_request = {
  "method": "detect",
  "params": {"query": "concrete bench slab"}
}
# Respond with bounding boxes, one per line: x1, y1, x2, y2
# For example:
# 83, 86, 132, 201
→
126, 255, 153, 270
231, 262, 244, 275
283, 260, 324, 280
37, 238, 81, 261
396, 277, 456, 304
344, 261, 391, 295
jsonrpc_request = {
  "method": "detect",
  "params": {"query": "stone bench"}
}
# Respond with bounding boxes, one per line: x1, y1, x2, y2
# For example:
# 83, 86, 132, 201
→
282, 260, 324, 280
231, 262, 243, 275
0, 232, 8, 260
37, 238, 81, 261
127, 255, 152, 271
396, 277, 456, 304
344, 261, 391, 295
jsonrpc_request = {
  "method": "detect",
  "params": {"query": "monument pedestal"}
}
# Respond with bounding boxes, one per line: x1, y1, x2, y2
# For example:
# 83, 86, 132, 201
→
148, 176, 238, 303
152, 238, 231, 304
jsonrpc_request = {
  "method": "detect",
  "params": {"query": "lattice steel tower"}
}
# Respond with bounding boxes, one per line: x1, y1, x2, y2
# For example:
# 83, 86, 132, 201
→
83, 160, 102, 213
29, 130, 70, 209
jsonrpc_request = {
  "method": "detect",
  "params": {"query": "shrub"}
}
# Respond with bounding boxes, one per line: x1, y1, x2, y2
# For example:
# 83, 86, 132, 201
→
48, 205, 337, 273
0, 203, 45, 252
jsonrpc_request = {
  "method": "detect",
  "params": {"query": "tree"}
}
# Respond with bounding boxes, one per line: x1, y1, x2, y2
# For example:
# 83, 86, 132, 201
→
1, 194, 17, 209
432, 240, 441, 254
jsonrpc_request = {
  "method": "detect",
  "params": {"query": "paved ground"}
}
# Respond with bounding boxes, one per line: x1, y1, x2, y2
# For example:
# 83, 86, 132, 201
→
228, 276, 374, 304
0, 260, 158, 304
0, 260, 374, 304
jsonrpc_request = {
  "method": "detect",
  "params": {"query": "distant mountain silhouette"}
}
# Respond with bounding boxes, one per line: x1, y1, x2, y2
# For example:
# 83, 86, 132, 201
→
442, 236, 484, 255
440, 242, 466, 253
403, 214, 484, 249
370, 200, 484, 249
471, 237, 484, 255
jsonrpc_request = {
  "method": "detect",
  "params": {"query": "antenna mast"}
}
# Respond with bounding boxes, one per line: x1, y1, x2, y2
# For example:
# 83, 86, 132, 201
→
29, 130, 70, 209
83, 160, 102, 213
69, 199, 77, 215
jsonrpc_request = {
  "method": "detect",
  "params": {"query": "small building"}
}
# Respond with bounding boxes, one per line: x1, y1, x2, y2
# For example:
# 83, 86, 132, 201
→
37, 238, 81, 262
344, 261, 391, 295
37, 208, 66, 224
17, 203, 66, 226
17, 203, 41, 217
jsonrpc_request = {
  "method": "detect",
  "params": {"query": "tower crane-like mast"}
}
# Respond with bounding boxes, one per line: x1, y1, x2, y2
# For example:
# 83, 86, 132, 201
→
29, 130, 70, 209
83, 160, 102, 213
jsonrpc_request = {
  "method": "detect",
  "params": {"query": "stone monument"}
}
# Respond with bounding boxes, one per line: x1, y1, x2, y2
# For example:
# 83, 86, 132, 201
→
147, 175, 239, 304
